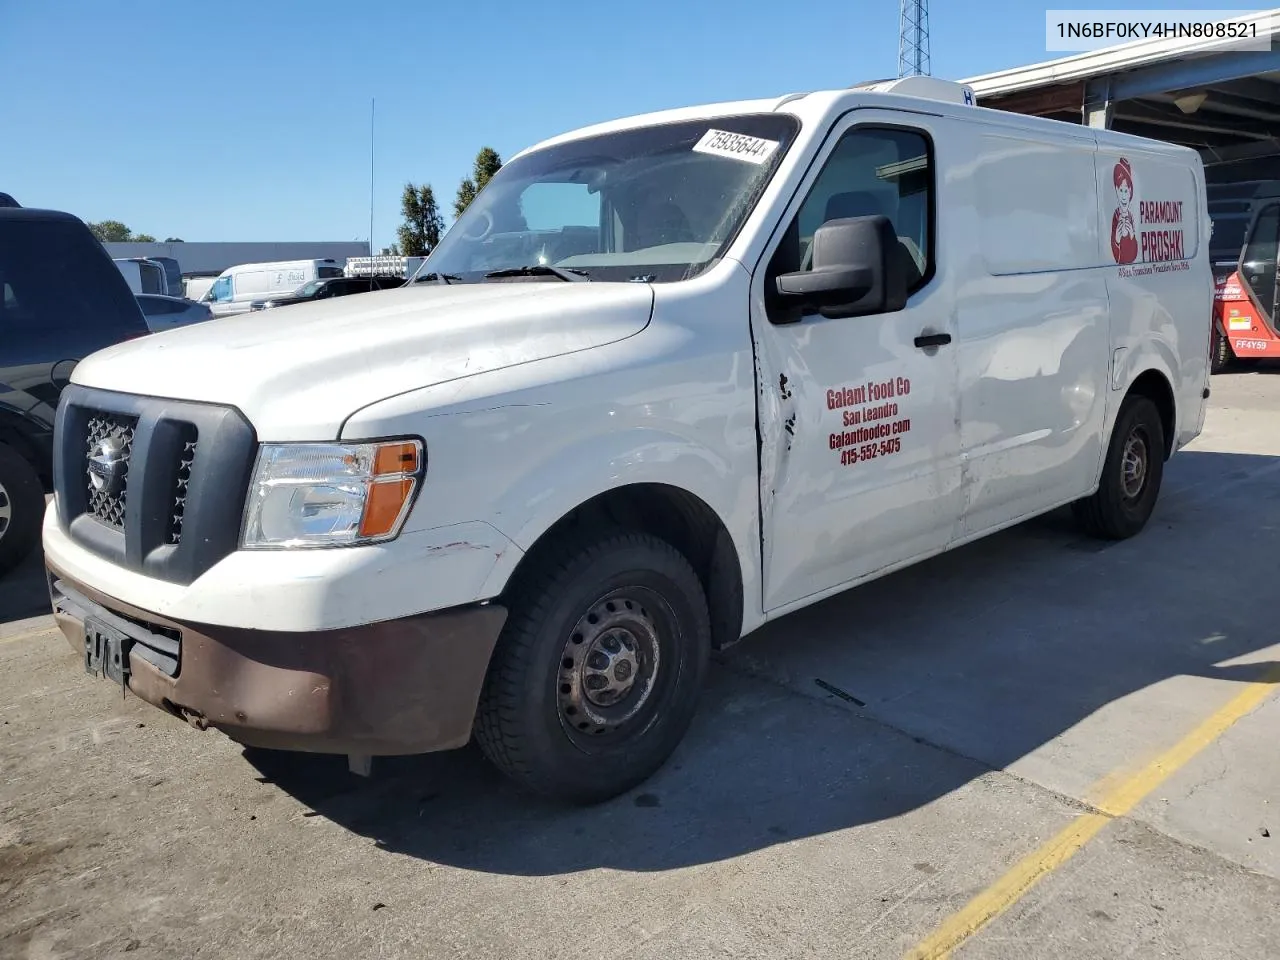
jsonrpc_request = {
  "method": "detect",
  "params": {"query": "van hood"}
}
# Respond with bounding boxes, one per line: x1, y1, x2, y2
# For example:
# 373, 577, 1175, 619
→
73, 282, 654, 439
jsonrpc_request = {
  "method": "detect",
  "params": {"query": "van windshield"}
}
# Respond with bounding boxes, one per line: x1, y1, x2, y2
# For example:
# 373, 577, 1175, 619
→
412, 114, 801, 284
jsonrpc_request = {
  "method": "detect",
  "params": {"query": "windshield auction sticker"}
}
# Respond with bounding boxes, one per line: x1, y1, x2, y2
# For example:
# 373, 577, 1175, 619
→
693, 129, 780, 165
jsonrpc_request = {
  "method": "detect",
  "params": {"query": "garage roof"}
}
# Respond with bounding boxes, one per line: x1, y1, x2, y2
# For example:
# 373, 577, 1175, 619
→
962, 9, 1280, 176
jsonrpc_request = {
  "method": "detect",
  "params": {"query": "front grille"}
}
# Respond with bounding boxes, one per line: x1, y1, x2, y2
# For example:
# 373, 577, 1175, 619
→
54, 384, 258, 586
168, 427, 198, 545
85, 412, 137, 529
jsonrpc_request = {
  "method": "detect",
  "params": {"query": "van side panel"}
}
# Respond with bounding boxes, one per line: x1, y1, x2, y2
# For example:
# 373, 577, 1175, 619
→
953, 126, 1111, 538
1091, 140, 1211, 453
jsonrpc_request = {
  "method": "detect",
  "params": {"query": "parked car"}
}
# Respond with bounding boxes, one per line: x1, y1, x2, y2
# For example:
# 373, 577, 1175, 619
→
0, 207, 151, 574
41, 77, 1211, 803
136, 294, 214, 332
249, 275, 405, 311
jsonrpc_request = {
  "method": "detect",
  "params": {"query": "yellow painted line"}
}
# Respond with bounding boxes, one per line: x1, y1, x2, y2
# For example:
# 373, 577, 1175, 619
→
0, 625, 57, 646
906, 665, 1280, 960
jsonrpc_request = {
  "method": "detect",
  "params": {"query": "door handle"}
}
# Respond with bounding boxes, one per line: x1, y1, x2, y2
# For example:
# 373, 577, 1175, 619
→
914, 332, 952, 349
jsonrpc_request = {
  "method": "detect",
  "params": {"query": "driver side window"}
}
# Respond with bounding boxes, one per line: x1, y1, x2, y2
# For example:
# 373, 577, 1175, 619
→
771, 126, 934, 294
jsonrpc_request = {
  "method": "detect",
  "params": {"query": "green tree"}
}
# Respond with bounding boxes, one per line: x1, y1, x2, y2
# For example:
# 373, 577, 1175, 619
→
396, 183, 444, 257
453, 146, 503, 219
88, 220, 133, 242
133, 233, 156, 243
164, 237, 184, 242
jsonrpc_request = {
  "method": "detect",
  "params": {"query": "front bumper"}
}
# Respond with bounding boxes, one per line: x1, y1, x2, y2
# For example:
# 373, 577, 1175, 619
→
47, 560, 508, 756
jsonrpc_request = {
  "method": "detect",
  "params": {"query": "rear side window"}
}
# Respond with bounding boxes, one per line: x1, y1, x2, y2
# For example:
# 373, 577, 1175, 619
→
140, 264, 166, 295
318, 265, 344, 278
0, 218, 147, 350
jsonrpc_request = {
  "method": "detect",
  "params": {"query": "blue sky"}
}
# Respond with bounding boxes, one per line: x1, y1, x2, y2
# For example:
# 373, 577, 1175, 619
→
0, 0, 1234, 248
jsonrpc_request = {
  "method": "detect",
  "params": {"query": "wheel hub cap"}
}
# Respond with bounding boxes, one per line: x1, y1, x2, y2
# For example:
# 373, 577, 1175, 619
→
1122, 430, 1148, 499
583, 631, 640, 706
557, 595, 661, 739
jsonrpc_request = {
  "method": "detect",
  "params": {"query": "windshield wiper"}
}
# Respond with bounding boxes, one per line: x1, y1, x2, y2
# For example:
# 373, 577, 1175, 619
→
483, 265, 590, 282
414, 272, 463, 285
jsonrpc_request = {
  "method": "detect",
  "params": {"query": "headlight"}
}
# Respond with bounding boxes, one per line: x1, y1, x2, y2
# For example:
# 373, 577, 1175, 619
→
241, 440, 424, 549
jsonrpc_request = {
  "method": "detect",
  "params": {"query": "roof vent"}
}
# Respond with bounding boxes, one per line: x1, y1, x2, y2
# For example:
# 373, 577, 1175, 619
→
853, 76, 977, 106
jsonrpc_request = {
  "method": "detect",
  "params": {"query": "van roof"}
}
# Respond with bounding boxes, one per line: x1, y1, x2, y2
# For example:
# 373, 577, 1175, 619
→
217, 259, 337, 274
511, 80, 1201, 162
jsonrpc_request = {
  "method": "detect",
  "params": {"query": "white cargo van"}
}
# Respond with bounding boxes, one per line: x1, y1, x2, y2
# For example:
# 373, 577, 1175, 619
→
202, 258, 345, 316
112, 257, 167, 295
43, 78, 1212, 804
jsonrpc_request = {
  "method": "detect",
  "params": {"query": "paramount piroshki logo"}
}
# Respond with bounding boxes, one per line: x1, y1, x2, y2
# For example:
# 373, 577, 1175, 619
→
1110, 158, 1186, 266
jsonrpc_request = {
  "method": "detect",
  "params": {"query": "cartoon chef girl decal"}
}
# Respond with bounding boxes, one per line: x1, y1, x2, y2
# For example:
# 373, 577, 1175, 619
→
1110, 158, 1139, 264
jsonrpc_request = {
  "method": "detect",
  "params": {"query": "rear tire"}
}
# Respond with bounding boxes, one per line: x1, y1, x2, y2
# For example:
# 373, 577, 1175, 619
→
1072, 395, 1165, 540
474, 530, 711, 805
0, 443, 44, 576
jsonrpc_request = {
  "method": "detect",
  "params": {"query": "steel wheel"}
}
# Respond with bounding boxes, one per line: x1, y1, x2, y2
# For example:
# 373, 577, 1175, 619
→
473, 531, 712, 803
556, 592, 663, 745
1072, 394, 1165, 541
0, 480, 10, 541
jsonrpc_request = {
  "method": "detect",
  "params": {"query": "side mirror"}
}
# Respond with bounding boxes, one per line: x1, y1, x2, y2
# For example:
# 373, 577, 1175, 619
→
775, 215, 908, 319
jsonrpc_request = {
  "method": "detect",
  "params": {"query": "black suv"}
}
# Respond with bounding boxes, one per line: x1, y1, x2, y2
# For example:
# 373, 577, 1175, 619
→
0, 205, 151, 574
251, 274, 404, 311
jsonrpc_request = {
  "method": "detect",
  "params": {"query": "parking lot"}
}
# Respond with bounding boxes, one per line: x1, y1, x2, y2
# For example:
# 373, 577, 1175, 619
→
2, 367, 1278, 960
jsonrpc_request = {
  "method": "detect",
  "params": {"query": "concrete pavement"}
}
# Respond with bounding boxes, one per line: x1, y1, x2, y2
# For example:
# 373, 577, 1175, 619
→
2, 368, 1279, 960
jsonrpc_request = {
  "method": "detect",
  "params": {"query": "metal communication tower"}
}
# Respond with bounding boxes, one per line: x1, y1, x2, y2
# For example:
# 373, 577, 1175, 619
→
897, 0, 931, 78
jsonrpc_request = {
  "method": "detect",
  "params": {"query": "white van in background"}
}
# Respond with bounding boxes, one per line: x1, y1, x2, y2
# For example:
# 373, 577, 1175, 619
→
112, 257, 167, 295
202, 258, 345, 316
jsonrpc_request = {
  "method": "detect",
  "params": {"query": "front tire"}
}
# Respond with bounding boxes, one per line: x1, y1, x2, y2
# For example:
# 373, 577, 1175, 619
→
1072, 395, 1165, 540
1211, 326, 1232, 375
0, 443, 44, 576
474, 531, 711, 805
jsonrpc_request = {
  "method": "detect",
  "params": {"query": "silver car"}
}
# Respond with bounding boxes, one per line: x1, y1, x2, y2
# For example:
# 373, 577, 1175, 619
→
135, 294, 214, 332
